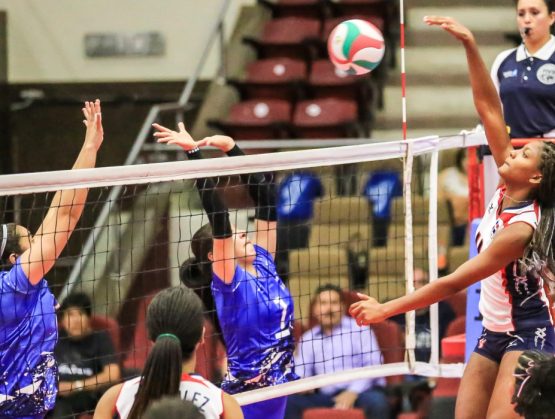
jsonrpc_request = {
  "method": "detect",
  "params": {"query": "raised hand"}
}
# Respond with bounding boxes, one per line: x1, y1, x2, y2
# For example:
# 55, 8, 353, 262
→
348, 293, 388, 326
423, 16, 474, 43
196, 135, 236, 153
82, 99, 103, 151
152, 122, 198, 152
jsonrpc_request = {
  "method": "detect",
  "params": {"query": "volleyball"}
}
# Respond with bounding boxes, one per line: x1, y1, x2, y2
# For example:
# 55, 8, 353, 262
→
327, 19, 386, 76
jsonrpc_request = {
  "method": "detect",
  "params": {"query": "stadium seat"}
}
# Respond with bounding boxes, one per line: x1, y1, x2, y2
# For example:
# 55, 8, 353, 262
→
370, 319, 405, 385
208, 99, 292, 140
445, 290, 467, 317
329, 0, 391, 35
303, 407, 365, 419
195, 318, 226, 382
445, 316, 466, 338
123, 294, 156, 371
243, 17, 321, 60
307, 59, 374, 134
258, 0, 327, 19
292, 98, 361, 138
229, 57, 307, 101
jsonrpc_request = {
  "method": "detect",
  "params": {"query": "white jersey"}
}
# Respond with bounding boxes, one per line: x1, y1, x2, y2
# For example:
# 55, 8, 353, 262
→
476, 187, 553, 332
114, 373, 224, 419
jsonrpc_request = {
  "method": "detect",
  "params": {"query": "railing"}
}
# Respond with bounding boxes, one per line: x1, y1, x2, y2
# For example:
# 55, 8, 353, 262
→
59, 0, 232, 300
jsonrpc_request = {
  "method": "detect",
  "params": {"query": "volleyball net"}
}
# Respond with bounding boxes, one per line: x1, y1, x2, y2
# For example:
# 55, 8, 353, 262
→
0, 130, 486, 407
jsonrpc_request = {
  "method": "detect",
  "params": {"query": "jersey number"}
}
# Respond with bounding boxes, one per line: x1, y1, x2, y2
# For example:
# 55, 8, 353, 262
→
274, 298, 291, 339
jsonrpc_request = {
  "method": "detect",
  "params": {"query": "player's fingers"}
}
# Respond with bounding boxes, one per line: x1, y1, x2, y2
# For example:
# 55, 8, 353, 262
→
356, 292, 370, 300
152, 123, 172, 133
178, 122, 186, 133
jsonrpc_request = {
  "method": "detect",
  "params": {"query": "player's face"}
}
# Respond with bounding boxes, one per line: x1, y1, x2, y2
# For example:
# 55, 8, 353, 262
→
232, 228, 256, 263
313, 290, 343, 330
498, 142, 543, 186
516, 0, 555, 41
62, 307, 92, 338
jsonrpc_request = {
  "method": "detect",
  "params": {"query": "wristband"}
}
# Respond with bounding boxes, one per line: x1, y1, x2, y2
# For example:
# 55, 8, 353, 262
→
225, 144, 245, 157
187, 148, 202, 160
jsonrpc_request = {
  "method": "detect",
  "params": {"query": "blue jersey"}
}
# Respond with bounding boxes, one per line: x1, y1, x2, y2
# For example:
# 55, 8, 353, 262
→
491, 36, 555, 138
277, 172, 323, 221
0, 259, 58, 417
212, 245, 298, 394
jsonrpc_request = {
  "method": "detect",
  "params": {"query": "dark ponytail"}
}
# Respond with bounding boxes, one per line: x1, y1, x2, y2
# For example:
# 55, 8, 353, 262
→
180, 224, 222, 335
0, 223, 22, 268
512, 350, 555, 418
525, 142, 555, 280
127, 287, 204, 419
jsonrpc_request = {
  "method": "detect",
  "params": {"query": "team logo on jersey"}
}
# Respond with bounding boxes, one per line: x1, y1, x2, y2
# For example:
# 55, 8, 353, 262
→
491, 219, 503, 238
537, 64, 555, 85
535, 327, 547, 350
503, 69, 518, 79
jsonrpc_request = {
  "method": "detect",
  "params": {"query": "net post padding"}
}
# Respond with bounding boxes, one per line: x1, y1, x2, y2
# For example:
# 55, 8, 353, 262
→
234, 362, 465, 406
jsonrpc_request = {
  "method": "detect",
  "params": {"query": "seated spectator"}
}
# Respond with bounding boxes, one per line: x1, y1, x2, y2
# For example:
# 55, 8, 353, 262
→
276, 171, 323, 282
438, 149, 468, 246
143, 396, 204, 419
285, 284, 389, 419
49, 292, 121, 418
391, 268, 456, 363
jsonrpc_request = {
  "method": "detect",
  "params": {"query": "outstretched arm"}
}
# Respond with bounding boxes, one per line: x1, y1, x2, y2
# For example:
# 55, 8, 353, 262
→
153, 123, 236, 284
424, 16, 513, 168
197, 135, 278, 257
20, 100, 103, 285
349, 222, 533, 324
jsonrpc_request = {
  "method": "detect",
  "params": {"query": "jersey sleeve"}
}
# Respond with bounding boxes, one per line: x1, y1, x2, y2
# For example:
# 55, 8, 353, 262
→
1, 259, 37, 294
490, 48, 515, 94
507, 205, 539, 230
212, 264, 244, 293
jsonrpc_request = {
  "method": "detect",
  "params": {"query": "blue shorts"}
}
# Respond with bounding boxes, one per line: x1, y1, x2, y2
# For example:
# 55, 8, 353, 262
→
474, 326, 555, 364
241, 396, 287, 419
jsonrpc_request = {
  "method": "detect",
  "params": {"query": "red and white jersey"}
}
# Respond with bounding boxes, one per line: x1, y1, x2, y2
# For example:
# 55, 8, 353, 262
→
476, 186, 553, 332
114, 373, 224, 419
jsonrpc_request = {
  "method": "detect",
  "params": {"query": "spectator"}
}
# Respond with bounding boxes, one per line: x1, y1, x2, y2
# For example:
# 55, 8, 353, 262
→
276, 171, 323, 282
285, 284, 389, 419
49, 292, 120, 418
438, 149, 469, 246
391, 268, 456, 363
143, 397, 204, 419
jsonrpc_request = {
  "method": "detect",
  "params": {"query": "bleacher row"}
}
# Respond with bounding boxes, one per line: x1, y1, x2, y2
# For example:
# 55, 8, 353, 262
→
207, 0, 397, 140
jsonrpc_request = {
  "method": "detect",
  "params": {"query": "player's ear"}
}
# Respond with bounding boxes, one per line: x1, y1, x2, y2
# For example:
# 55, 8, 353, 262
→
207, 251, 214, 262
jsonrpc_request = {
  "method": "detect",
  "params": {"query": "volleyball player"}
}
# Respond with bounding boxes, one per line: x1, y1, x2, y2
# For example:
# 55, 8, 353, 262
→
152, 123, 298, 419
512, 349, 555, 418
491, 0, 555, 139
94, 287, 243, 419
0, 100, 103, 418
350, 16, 555, 419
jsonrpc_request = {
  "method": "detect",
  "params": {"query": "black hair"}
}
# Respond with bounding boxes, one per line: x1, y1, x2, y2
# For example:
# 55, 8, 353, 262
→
515, 0, 554, 13
127, 287, 204, 419
525, 142, 555, 280
512, 350, 555, 418
0, 223, 23, 268
143, 396, 204, 419
313, 283, 344, 303
60, 292, 92, 317
455, 148, 467, 172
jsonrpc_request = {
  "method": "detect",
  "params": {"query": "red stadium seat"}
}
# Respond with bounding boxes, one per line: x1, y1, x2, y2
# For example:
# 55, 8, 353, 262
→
243, 17, 321, 60
322, 15, 385, 40
209, 99, 292, 140
308, 59, 374, 134
195, 318, 226, 382
123, 294, 156, 371
229, 58, 307, 101
258, 0, 326, 19
292, 98, 361, 138
303, 407, 365, 419
444, 290, 467, 317
445, 316, 466, 337
330, 0, 391, 24
371, 319, 405, 385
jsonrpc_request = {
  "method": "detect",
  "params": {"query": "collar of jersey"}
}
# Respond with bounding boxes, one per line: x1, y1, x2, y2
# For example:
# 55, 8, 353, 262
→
516, 35, 555, 61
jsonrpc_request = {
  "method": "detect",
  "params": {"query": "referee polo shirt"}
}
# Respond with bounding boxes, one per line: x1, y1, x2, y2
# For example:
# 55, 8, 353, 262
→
491, 35, 555, 138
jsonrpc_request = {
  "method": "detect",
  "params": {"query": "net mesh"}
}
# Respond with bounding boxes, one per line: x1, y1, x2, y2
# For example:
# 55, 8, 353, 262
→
0, 132, 485, 413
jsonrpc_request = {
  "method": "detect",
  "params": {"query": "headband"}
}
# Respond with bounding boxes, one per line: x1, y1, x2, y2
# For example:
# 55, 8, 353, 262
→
0, 224, 7, 258
156, 333, 180, 343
